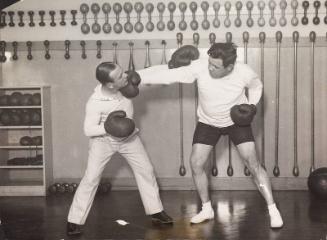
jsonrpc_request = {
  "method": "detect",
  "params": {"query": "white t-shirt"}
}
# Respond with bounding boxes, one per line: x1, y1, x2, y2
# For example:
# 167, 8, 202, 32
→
138, 58, 262, 127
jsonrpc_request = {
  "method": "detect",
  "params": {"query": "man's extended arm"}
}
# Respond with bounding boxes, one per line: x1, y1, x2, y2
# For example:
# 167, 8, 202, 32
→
138, 59, 204, 85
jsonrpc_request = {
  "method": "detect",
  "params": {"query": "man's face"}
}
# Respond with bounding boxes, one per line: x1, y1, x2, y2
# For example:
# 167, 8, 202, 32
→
107, 65, 128, 89
208, 57, 233, 79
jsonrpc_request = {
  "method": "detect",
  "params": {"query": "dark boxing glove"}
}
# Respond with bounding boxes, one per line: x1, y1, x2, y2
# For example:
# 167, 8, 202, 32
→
119, 71, 141, 99
168, 45, 200, 69
104, 110, 135, 138
230, 104, 257, 126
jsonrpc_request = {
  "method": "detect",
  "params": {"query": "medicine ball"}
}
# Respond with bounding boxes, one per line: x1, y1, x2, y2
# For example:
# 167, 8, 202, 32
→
30, 110, 41, 125
20, 93, 33, 106
308, 167, 327, 200
32, 136, 42, 145
0, 95, 9, 106
32, 93, 41, 105
20, 136, 33, 146
9, 92, 22, 106
21, 110, 31, 125
0, 110, 11, 125
11, 111, 21, 125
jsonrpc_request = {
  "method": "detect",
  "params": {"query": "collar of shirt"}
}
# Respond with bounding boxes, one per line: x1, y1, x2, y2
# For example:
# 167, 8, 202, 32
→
91, 84, 123, 101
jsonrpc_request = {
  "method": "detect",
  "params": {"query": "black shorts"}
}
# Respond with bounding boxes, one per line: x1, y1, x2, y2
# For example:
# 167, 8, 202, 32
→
192, 122, 254, 146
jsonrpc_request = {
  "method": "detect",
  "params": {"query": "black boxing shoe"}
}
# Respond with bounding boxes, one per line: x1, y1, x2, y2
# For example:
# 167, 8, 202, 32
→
66, 222, 83, 236
151, 211, 174, 225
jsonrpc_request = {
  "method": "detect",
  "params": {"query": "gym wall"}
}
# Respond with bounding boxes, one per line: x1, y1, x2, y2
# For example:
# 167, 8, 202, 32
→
1, 0, 327, 190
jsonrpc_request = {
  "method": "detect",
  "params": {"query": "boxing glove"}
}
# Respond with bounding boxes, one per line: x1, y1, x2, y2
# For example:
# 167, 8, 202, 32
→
230, 104, 257, 126
104, 110, 135, 138
168, 45, 200, 69
119, 71, 141, 99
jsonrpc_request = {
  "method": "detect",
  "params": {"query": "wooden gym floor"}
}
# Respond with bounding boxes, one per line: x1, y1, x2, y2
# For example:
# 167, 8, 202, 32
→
0, 190, 326, 240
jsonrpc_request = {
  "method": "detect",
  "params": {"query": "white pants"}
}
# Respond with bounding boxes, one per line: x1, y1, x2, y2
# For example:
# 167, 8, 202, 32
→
68, 134, 163, 225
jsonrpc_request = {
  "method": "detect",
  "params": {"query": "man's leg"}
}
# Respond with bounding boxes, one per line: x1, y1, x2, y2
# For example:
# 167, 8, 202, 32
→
236, 141, 283, 228
189, 122, 222, 223
67, 138, 115, 232
119, 135, 172, 224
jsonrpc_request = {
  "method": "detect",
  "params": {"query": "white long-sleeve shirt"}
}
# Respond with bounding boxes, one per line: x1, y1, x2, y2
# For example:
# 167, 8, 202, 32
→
138, 58, 263, 127
83, 84, 134, 137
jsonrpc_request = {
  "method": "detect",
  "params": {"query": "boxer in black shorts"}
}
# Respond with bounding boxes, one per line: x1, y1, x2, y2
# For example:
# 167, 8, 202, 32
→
138, 42, 283, 228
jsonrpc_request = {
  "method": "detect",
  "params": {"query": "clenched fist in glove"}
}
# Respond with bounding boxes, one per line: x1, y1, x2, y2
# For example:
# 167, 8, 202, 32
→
230, 104, 257, 126
168, 45, 200, 69
120, 71, 141, 99
104, 110, 135, 138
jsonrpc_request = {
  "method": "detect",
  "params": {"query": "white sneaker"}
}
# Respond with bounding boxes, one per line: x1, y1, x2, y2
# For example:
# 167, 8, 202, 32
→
268, 204, 284, 229
190, 208, 214, 224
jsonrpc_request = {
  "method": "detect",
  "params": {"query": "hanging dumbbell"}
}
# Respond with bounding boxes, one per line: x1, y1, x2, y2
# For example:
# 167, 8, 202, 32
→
134, 2, 144, 33
8, 11, 14, 27
49, 10, 56, 27
243, 31, 251, 177
167, 2, 176, 31
291, 0, 299, 26
71, 10, 78, 26
145, 3, 154, 32
224, 1, 231, 28
176, 32, 186, 176
12, 41, 18, 61
212, 1, 220, 28
91, 3, 101, 34
39, 10, 45, 26
161, 40, 167, 64
246, 1, 254, 27
0, 12, 6, 28
259, 32, 266, 169
26, 41, 32, 60
292, 31, 299, 177
234, 1, 242, 27
279, 0, 287, 27
157, 2, 166, 31
0, 41, 6, 62
124, 2, 133, 33
190, 2, 198, 31
179, 2, 187, 31
302, 1, 309, 25
18, 11, 24, 27
258, 1, 265, 27
268, 0, 277, 27
144, 40, 151, 68
96, 40, 102, 59
128, 41, 135, 71
209, 32, 218, 176
80, 4, 90, 34
44, 40, 50, 60
27, 11, 35, 27
201, 1, 210, 30
309, 31, 316, 173
59, 10, 66, 26
273, 31, 282, 177
102, 3, 111, 34
80, 40, 87, 59
313, 1, 320, 25
113, 3, 123, 34
64, 40, 70, 60
112, 42, 118, 64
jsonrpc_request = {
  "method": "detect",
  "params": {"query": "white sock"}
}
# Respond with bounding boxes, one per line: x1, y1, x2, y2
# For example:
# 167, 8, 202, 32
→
190, 201, 214, 224
268, 203, 283, 228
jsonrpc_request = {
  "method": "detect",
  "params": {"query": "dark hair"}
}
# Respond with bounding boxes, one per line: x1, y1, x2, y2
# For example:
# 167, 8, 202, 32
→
207, 42, 237, 68
95, 62, 116, 84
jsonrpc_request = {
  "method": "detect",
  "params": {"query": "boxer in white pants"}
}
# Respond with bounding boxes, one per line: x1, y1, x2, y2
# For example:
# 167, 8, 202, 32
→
66, 62, 173, 236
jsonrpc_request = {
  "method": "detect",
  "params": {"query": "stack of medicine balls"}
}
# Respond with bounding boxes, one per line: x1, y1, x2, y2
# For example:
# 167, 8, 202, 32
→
0, 92, 42, 126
